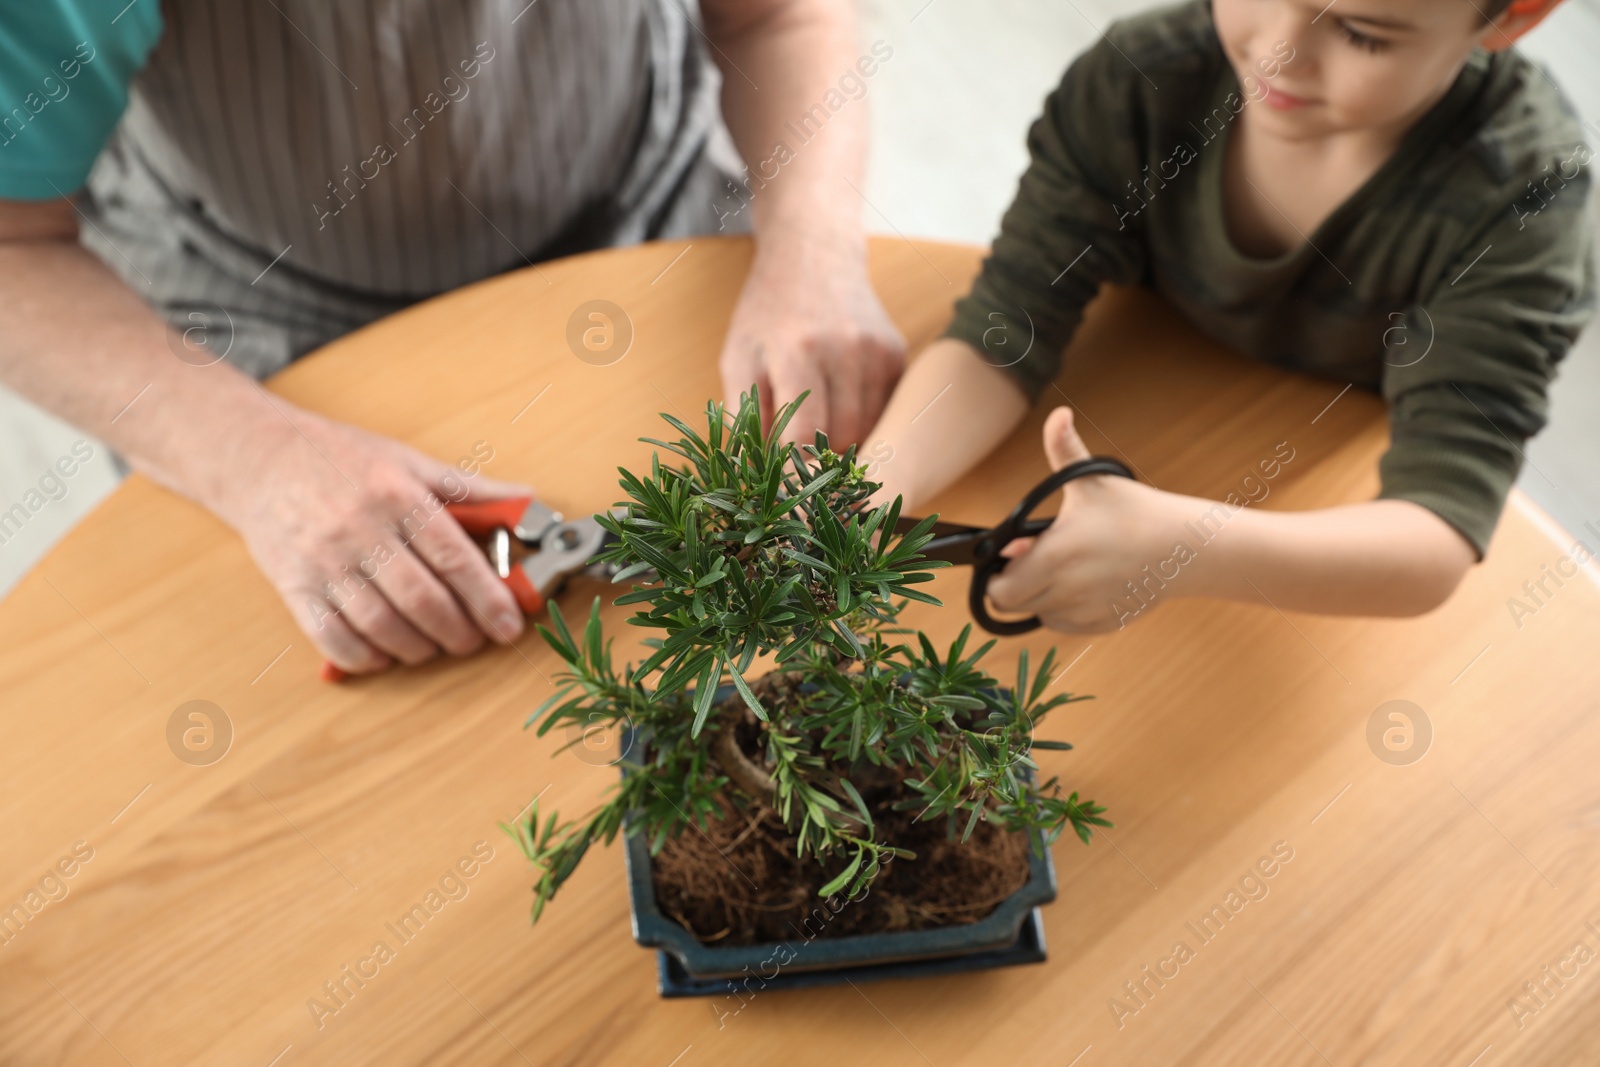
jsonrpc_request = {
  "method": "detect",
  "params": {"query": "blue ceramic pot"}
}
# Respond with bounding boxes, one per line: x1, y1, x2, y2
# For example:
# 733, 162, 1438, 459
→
616, 688, 1060, 997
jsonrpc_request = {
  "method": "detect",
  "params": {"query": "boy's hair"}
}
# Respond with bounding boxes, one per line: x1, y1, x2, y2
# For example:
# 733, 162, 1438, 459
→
1481, 0, 1516, 19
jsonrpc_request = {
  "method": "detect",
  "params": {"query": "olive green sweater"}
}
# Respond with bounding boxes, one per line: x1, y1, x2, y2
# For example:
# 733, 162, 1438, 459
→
945, 0, 1595, 560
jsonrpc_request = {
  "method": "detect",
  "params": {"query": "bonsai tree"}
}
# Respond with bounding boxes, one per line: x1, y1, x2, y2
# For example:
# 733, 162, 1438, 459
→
506, 388, 1108, 923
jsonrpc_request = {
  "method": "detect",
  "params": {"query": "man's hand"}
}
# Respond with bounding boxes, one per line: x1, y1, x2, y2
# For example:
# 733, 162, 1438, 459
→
700, 0, 902, 446
213, 407, 533, 675
986, 406, 1190, 632
719, 240, 905, 447
0, 196, 539, 677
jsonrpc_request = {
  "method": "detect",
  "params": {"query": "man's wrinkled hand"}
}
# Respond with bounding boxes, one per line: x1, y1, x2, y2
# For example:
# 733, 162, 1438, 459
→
719, 246, 905, 448
216, 409, 534, 675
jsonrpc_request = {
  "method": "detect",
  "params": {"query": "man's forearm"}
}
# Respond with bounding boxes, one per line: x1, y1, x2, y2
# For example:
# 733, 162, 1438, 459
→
1182, 497, 1477, 616
0, 233, 286, 517
702, 0, 906, 446
702, 0, 868, 259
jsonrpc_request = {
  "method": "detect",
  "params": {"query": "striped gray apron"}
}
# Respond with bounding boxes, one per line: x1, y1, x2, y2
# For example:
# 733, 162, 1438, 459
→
80, 0, 741, 378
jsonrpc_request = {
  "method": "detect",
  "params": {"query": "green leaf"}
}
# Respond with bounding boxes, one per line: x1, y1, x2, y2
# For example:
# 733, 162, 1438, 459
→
839, 778, 873, 833
782, 548, 834, 573
736, 633, 759, 674
768, 387, 810, 444
584, 599, 605, 668
961, 801, 984, 843
726, 654, 768, 722
831, 618, 864, 659
929, 694, 987, 711
541, 600, 579, 659
818, 849, 863, 897
524, 683, 577, 730
789, 467, 842, 508
610, 560, 656, 583
1016, 648, 1030, 718
690, 657, 721, 737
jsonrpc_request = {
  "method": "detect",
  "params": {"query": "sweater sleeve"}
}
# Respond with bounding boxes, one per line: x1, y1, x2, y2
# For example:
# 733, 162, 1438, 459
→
942, 35, 1153, 401
1377, 146, 1596, 561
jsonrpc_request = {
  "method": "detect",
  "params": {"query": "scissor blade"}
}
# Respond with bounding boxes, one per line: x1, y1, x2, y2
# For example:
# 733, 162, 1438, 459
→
892, 515, 988, 566
892, 513, 1055, 567
893, 515, 981, 539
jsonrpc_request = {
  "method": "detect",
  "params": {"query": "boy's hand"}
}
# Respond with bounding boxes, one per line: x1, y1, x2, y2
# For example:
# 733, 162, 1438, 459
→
986, 406, 1190, 633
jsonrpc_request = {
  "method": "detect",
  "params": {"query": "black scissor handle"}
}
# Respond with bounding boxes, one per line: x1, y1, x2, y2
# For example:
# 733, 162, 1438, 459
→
968, 455, 1137, 635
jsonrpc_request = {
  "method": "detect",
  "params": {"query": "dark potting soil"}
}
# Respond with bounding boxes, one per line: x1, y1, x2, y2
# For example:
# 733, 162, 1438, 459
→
650, 761, 1032, 946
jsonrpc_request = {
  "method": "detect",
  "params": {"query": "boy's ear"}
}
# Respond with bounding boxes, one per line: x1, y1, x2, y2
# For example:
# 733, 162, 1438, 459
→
1480, 0, 1563, 52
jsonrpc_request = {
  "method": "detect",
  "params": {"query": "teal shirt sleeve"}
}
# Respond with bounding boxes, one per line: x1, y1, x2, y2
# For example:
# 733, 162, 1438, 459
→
0, 1, 163, 199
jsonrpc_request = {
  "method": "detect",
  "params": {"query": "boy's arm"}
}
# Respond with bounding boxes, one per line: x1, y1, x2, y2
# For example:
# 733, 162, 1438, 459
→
979, 408, 1477, 633
863, 343, 1476, 628
1147, 495, 1477, 616
863, 339, 1030, 512
865, 32, 1159, 509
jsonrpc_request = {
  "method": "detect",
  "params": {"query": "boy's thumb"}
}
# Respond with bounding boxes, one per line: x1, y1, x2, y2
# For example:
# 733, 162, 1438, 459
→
1043, 406, 1091, 470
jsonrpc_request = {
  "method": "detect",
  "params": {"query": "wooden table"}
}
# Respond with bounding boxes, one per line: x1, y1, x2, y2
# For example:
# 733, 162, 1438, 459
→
3, 237, 1599, 1066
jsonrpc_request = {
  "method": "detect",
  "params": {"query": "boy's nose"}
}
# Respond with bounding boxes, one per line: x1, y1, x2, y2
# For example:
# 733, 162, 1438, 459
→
1259, 8, 1313, 77
1242, 27, 1312, 100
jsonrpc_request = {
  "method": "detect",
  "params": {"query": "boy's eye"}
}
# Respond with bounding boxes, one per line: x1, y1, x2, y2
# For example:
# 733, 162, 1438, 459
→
1338, 21, 1389, 53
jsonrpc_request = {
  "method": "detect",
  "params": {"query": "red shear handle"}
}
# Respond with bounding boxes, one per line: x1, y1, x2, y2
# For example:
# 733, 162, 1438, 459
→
445, 496, 533, 536
502, 566, 545, 616
447, 496, 546, 614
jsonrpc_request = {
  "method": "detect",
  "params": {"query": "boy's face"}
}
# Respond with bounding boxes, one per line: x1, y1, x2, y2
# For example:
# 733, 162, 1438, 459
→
1212, 0, 1502, 141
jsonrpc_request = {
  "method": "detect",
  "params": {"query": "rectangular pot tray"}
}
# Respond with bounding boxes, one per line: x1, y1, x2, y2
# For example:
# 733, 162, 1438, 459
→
651, 908, 1049, 998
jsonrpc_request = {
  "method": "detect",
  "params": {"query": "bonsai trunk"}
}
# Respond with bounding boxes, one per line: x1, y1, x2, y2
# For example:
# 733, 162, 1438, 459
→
709, 685, 885, 835
712, 706, 775, 801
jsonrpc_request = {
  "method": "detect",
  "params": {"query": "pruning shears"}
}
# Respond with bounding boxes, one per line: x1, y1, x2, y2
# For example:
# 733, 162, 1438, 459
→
889, 456, 1137, 635
319, 497, 627, 681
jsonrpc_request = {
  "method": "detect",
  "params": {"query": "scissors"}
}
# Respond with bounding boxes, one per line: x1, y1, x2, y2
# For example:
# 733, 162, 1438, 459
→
890, 455, 1136, 635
